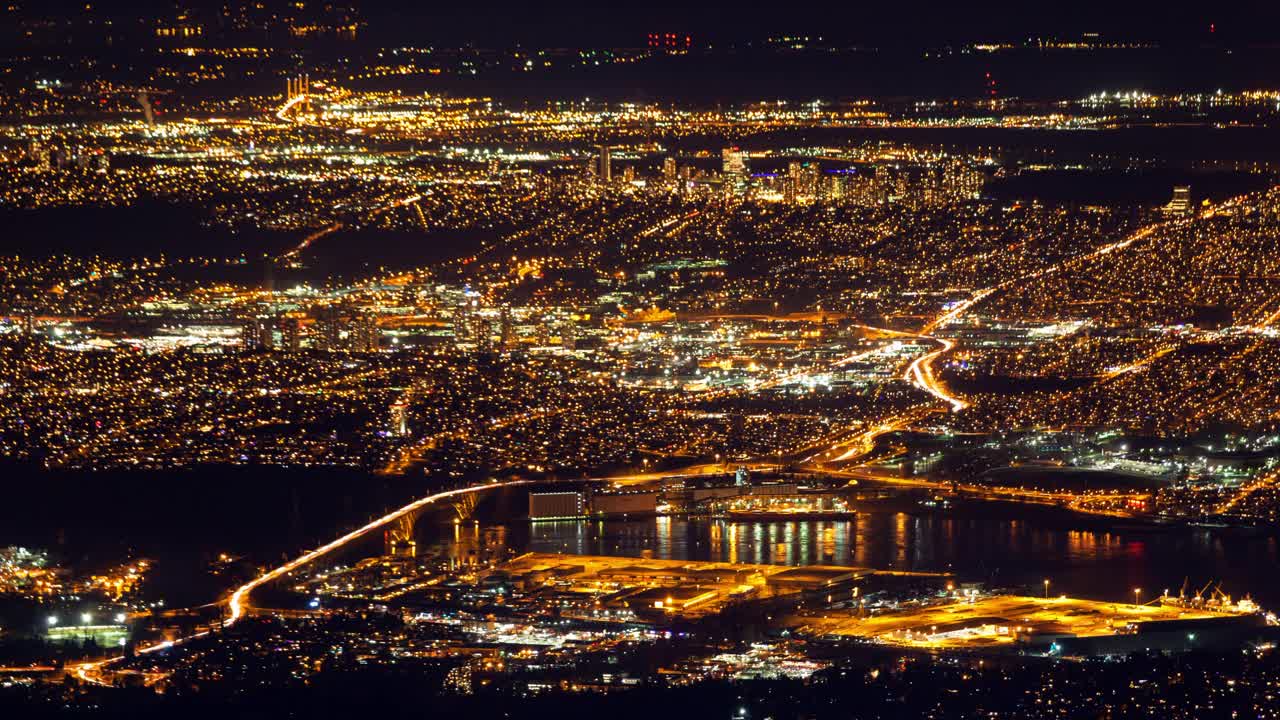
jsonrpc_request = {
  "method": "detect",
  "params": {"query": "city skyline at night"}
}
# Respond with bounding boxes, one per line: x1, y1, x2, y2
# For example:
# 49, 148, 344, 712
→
1, 3, 1280, 719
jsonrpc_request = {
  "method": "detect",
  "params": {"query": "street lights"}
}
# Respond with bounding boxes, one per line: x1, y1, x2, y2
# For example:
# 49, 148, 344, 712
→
1133, 587, 1142, 605
47, 615, 58, 627
1043, 579, 1050, 598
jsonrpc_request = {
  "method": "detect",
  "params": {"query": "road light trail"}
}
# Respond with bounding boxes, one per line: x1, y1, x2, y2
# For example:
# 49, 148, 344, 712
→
281, 222, 344, 260
1216, 467, 1280, 516
76, 479, 526, 685
823, 411, 931, 463
379, 406, 567, 476
907, 218, 1172, 414
904, 337, 968, 412
226, 480, 526, 622
1099, 345, 1176, 381
280, 194, 425, 261
920, 290, 994, 336
275, 93, 309, 122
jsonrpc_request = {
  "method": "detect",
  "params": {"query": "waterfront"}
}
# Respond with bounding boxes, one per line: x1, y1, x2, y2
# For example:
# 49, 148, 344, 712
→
3, 464, 1276, 612
462, 504, 1280, 607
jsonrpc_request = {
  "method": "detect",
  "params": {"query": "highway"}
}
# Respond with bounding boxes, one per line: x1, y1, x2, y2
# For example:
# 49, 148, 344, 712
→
75, 479, 529, 686
279, 193, 424, 261
904, 337, 968, 412
904, 217, 1178, 416
825, 467, 1152, 513
226, 480, 528, 622
1216, 467, 1280, 516
275, 93, 310, 123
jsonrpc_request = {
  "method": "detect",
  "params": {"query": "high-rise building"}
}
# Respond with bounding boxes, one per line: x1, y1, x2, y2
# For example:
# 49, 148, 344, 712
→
940, 161, 983, 202
280, 316, 303, 351
662, 156, 677, 183
1166, 185, 1193, 216
472, 315, 493, 352
257, 317, 274, 350
804, 163, 820, 198
560, 320, 577, 351
783, 161, 802, 204
534, 316, 551, 347
241, 317, 274, 350
622, 165, 636, 184
389, 400, 409, 437
350, 313, 380, 353
597, 145, 612, 184
499, 306, 514, 352
313, 308, 343, 351
677, 165, 692, 194
892, 170, 911, 206
721, 147, 749, 197
825, 174, 844, 201
455, 300, 474, 344
722, 147, 747, 175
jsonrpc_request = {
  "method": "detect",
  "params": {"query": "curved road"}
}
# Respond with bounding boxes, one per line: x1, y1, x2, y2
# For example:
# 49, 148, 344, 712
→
77, 479, 529, 685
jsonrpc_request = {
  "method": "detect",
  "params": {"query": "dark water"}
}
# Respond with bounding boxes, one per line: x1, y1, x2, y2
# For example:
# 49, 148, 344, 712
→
452, 498, 1280, 608
2, 467, 1277, 610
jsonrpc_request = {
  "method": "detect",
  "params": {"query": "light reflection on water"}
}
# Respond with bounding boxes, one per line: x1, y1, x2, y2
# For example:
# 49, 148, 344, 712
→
465, 510, 1280, 606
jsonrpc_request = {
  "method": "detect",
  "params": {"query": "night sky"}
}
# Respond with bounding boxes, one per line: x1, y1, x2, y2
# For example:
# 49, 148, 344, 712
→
353, 1, 1277, 46
21, 0, 1280, 46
